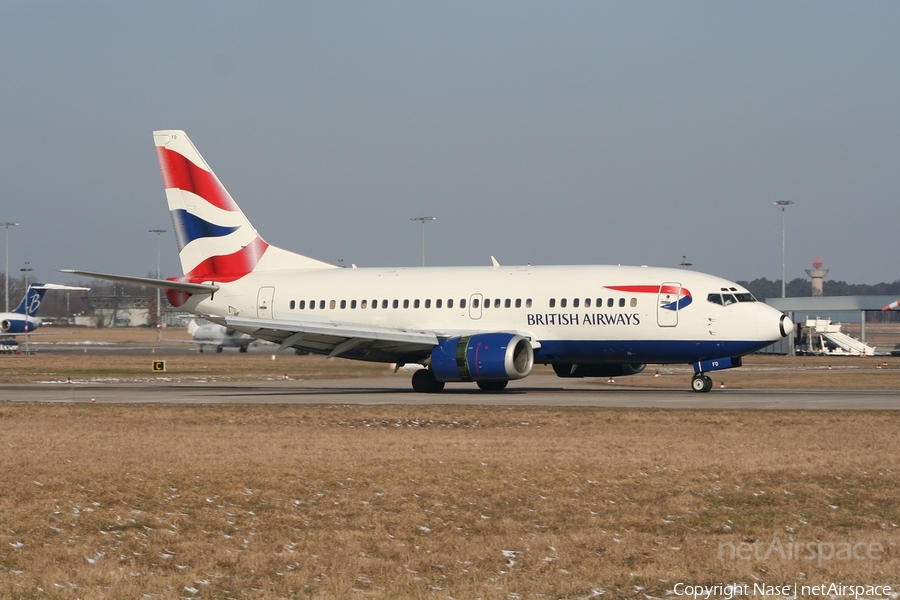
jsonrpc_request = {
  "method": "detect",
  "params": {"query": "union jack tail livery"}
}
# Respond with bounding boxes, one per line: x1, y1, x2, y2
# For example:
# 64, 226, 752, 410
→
154, 130, 334, 282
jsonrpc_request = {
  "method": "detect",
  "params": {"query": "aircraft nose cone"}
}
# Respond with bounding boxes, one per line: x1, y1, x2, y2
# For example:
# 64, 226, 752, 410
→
779, 313, 793, 338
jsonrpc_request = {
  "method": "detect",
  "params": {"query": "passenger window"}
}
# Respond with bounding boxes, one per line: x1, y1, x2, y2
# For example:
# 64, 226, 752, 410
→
290, 300, 296, 310
560, 298, 567, 308
436, 299, 442, 308
472, 298, 480, 309
630, 298, 637, 307
372, 300, 378, 309
460, 299, 467, 309
340, 300, 346, 309
607, 298, 614, 308
618, 298, 625, 308
391, 299, 397, 309
320, 300, 326, 310
505, 298, 511, 308
549, 298, 556, 308
585, 298, 591, 308
351, 300, 357, 309
360, 299, 368, 309
448, 299, 454, 309
483, 299, 490, 309
596, 298, 602, 307
494, 298, 501, 308
425, 299, 432, 309
526, 298, 532, 308
573, 298, 580, 308
414, 299, 420, 309
299, 300, 306, 310
403, 299, 410, 309
330, 300, 336, 309
515, 298, 522, 308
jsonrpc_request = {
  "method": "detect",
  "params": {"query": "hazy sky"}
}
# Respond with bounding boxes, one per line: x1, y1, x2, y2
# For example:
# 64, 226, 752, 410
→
1, 1, 898, 287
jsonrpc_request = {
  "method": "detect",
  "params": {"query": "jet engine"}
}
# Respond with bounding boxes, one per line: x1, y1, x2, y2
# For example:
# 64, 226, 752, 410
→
1, 318, 32, 334
552, 363, 646, 378
430, 333, 534, 382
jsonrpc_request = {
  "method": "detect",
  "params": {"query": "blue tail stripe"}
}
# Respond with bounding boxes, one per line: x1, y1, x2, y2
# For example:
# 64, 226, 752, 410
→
170, 209, 240, 251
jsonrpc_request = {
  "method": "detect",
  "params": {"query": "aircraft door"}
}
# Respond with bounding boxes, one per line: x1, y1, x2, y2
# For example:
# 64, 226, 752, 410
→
657, 282, 681, 327
469, 293, 483, 320
257, 286, 275, 319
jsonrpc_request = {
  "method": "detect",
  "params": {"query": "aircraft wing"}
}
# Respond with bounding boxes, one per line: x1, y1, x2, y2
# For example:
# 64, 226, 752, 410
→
221, 316, 440, 359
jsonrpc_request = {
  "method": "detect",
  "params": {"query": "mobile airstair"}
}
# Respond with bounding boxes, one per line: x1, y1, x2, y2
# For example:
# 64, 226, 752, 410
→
800, 318, 876, 356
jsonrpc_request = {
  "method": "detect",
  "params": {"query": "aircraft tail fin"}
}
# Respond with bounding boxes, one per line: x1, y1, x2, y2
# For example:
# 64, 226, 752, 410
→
186, 319, 200, 336
12, 284, 48, 316
153, 130, 335, 283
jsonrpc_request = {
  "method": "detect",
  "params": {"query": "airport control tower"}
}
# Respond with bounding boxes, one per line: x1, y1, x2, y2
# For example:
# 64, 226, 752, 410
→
805, 259, 829, 296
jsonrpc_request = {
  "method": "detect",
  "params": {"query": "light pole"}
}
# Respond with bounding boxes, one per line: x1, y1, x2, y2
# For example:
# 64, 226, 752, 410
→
20, 261, 32, 354
773, 201, 794, 298
1, 222, 18, 313
149, 229, 166, 342
410, 216, 436, 267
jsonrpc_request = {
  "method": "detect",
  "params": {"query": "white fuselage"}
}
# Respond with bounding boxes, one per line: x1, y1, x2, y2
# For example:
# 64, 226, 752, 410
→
182, 263, 786, 366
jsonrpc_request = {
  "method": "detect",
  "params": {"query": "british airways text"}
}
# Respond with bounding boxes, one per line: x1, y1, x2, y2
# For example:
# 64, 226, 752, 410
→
526, 313, 641, 326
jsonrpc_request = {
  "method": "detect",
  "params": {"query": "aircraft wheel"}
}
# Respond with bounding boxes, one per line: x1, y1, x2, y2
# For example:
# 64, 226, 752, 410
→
477, 380, 509, 392
411, 369, 445, 393
691, 374, 713, 393
216, 346, 224, 353
239, 345, 248, 353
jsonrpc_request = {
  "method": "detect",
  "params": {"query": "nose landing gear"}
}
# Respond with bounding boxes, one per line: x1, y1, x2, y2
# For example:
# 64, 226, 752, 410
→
691, 373, 713, 393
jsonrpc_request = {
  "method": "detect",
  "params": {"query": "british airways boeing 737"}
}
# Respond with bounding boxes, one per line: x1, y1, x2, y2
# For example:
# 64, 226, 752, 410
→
64, 130, 791, 393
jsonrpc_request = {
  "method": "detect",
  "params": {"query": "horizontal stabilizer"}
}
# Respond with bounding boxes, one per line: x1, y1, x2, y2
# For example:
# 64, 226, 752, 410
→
60, 269, 219, 295
32, 283, 91, 291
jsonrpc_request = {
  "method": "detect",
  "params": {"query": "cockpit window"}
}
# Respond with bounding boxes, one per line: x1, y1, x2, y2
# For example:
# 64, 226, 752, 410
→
710, 290, 757, 306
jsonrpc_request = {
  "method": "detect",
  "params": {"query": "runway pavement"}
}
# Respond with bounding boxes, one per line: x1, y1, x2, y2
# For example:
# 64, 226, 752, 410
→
3, 375, 899, 409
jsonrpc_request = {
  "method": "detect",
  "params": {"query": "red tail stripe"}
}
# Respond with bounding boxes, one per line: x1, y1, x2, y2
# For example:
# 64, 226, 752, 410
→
156, 147, 238, 212
186, 237, 269, 282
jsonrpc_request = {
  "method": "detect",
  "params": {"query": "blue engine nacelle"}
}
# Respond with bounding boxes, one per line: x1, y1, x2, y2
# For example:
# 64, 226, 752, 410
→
1, 317, 36, 334
430, 333, 534, 383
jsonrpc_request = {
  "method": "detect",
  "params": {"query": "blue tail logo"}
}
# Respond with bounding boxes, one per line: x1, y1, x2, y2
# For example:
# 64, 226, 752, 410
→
13, 285, 48, 316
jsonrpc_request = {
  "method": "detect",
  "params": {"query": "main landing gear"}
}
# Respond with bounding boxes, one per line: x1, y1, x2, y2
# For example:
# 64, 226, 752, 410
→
410, 368, 509, 393
691, 373, 713, 393
411, 368, 445, 393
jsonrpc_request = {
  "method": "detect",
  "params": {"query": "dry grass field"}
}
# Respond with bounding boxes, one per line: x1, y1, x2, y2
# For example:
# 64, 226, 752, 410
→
1, 328, 899, 598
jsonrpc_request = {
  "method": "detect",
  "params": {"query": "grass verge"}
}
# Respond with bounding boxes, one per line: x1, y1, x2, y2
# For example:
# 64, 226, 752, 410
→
0, 404, 897, 598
